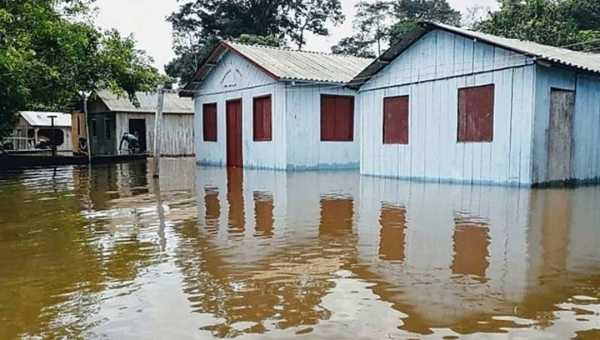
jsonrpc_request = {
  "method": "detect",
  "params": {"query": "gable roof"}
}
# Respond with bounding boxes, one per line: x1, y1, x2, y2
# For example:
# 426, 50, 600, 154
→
348, 22, 600, 89
20, 111, 71, 127
181, 41, 374, 97
97, 90, 194, 114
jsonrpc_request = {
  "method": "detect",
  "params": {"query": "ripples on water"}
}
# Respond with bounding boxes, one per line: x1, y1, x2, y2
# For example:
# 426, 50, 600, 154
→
1, 159, 600, 339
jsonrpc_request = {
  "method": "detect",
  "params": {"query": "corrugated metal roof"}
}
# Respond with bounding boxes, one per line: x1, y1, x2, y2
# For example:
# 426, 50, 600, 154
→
98, 90, 194, 114
435, 23, 600, 73
349, 22, 600, 89
182, 41, 374, 96
225, 42, 373, 83
20, 111, 71, 127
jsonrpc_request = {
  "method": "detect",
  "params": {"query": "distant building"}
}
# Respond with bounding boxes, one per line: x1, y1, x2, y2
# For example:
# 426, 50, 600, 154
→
11, 111, 72, 152
182, 42, 373, 170
350, 22, 600, 186
79, 90, 195, 157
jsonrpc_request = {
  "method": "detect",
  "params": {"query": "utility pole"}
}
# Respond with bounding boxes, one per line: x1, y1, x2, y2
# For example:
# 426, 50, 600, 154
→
153, 85, 165, 178
48, 115, 57, 157
82, 92, 92, 164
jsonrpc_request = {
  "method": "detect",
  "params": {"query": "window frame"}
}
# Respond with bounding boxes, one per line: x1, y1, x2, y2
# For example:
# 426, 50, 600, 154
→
252, 94, 273, 142
202, 102, 218, 142
320, 94, 355, 142
457, 84, 495, 143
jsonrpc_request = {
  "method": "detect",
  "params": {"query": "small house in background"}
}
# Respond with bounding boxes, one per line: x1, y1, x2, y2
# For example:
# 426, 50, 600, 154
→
81, 90, 195, 157
182, 42, 373, 170
351, 22, 600, 187
10, 111, 72, 152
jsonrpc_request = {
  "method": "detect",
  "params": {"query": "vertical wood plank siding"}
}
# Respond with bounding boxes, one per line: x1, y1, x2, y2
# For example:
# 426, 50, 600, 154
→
194, 52, 287, 169
115, 113, 195, 157
534, 65, 600, 184
287, 86, 360, 170
359, 29, 536, 185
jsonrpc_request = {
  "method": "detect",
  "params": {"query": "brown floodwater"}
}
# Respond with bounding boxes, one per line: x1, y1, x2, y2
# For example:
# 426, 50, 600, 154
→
1, 159, 600, 339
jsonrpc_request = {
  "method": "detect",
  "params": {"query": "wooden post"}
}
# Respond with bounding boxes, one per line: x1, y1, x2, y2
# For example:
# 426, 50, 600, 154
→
48, 115, 57, 156
83, 93, 92, 164
153, 85, 165, 178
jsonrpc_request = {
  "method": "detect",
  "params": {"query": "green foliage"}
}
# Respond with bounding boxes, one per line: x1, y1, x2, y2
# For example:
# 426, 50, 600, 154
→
389, 0, 461, 43
475, 0, 600, 52
331, 0, 460, 57
331, 36, 377, 58
234, 34, 285, 47
0, 0, 163, 139
166, 0, 344, 84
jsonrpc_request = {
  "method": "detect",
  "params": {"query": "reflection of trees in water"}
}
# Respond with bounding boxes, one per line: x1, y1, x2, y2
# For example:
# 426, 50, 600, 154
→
0, 163, 165, 339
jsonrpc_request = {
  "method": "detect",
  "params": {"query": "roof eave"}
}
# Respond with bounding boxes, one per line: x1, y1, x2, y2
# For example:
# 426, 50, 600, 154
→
180, 41, 281, 98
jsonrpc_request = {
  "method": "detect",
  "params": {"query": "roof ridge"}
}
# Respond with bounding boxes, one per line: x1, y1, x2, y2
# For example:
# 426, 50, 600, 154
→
224, 40, 374, 61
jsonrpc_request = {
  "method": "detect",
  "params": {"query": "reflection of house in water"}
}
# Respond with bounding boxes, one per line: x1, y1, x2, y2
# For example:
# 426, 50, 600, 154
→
191, 167, 600, 337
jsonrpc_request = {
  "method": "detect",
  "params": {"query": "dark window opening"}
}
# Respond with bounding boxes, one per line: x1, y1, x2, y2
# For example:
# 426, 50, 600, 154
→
104, 119, 111, 140
91, 119, 97, 137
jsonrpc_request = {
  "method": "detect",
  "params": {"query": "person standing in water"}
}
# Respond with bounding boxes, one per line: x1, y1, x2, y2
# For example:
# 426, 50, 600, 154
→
119, 132, 140, 153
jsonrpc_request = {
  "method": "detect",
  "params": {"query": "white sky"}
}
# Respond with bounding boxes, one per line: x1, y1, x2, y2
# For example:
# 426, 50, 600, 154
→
94, 0, 498, 73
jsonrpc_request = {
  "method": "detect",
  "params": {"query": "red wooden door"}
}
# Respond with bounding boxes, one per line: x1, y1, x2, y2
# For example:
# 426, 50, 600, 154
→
226, 99, 243, 167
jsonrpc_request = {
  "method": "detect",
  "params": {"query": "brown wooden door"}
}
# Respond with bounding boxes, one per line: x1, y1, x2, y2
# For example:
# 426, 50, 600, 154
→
547, 89, 575, 183
226, 99, 243, 167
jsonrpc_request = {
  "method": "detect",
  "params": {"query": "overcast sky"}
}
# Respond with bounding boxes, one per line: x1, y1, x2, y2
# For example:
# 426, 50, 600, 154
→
94, 0, 498, 73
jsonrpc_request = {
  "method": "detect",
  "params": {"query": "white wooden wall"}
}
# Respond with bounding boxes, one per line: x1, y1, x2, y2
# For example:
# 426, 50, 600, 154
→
194, 52, 287, 169
115, 113, 194, 157
359, 30, 536, 185
533, 65, 600, 184
286, 85, 360, 170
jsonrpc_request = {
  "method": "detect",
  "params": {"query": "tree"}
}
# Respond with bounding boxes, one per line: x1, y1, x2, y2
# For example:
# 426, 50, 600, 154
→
354, 1, 393, 56
286, 0, 344, 51
234, 34, 285, 47
331, 0, 460, 57
389, 0, 461, 43
166, 0, 344, 84
0, 0, 163, 139
331, 36, 377, 58
476, 0, 600, 51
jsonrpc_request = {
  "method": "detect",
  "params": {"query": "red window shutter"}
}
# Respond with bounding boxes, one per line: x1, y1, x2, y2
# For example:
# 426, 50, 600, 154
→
321, 96, 336, 141
335, 96, 354, 141
253, 95, 272, 141
458, 85, 494, 142
203, 103, 217, 142
383, 96, 409, 144
321, 95, 354, 142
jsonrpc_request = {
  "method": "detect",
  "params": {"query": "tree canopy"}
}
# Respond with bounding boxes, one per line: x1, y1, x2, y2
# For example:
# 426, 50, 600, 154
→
0, 0, 163, 139
166, 0, 344, 84
477, 0, 600, 51
331, 0, 460, 58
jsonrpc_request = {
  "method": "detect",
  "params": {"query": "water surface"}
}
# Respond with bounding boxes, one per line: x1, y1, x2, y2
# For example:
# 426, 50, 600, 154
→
1, 159, 600, 339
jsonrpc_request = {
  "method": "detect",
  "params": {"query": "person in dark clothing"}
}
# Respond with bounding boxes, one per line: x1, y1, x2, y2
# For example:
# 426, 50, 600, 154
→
120, 132, 140, 153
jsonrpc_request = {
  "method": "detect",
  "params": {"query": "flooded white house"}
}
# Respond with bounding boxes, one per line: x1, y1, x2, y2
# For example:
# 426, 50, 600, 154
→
182, 42, 372, 170
350, 22, 600, 187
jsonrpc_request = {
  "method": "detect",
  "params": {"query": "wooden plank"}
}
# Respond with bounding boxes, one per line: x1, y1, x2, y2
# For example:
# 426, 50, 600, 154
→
383, 96, 409, 144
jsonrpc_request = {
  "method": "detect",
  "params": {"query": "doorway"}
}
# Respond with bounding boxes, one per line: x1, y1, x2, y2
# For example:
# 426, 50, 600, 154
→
128, 119, 147, 152
547, 89, 575, 183
226, 99, 243, 167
